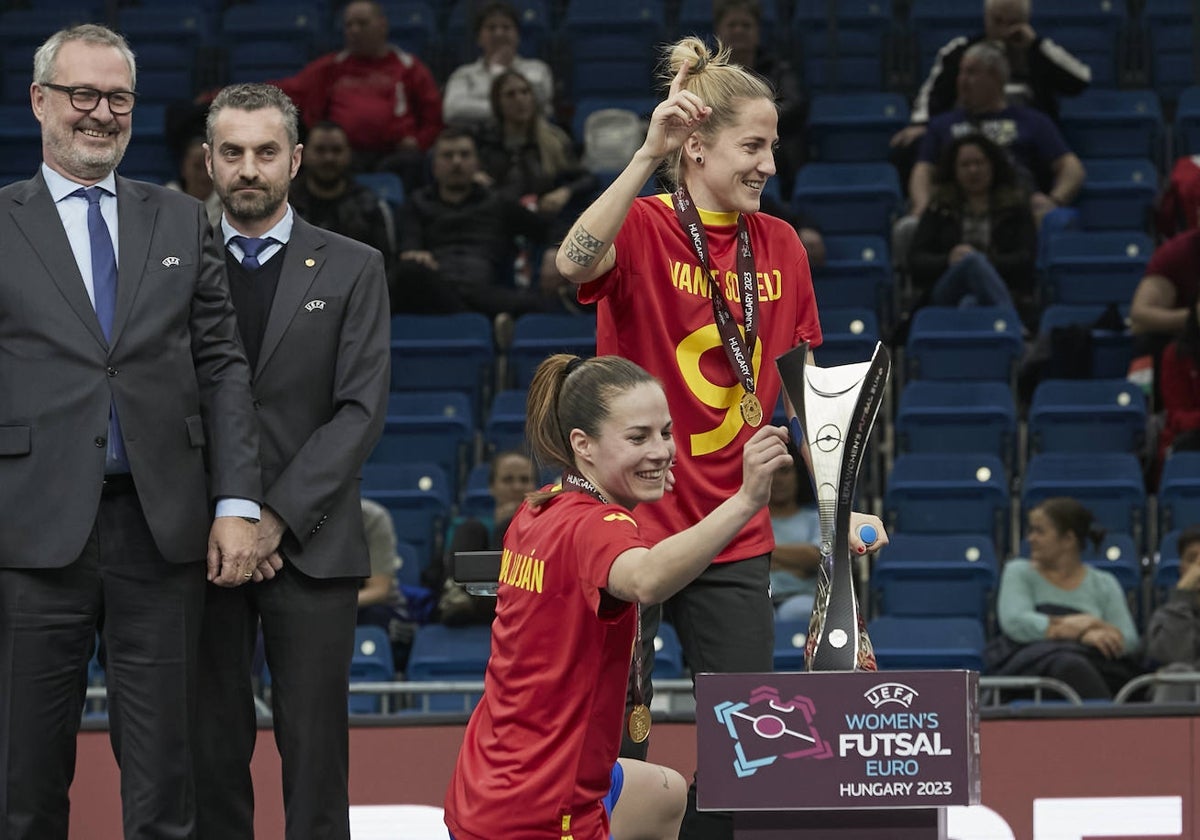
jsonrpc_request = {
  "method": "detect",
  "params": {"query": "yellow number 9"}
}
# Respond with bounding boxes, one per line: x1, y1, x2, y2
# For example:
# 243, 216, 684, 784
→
676, 323, 763, 457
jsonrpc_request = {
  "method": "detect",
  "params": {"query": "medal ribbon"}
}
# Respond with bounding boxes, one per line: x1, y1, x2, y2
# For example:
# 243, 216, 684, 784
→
670, 184, 760, 399
562, 469, 647, 716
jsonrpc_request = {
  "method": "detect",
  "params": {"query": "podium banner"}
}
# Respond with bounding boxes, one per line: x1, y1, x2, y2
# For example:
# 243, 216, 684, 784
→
696, 670, 980, 811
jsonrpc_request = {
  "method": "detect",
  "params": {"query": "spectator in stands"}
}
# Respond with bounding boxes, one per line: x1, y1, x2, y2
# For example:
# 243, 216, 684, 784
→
474, 69, 596, 244
1130, 224, 1200, 403
891, 0, 1090, 151
423, 450, 537, 626
907, 134, 1036, 317
1156, 304, 1200, 479
1145, 527, 1200, 702
911, 43, 1084, 226
273, 0, 443, 191
289, 120, 397, 278
444, 353, 793, 840
443, 1, 554, 131
713, 0, 806, 196
988, 497, 1142, 700
767, 462, 821, 624
393, 127, 570, 318
555, 39, 887, 838
166, 135, 221, 226
358, 498, 415, 672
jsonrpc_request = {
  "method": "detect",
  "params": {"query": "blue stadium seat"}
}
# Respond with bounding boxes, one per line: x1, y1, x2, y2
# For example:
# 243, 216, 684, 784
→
1036, 304, 1134, 379
1040, 230, 1154, 306
871, 534, 998, 625
1021, 452, 1147, 550
894, 380, 1016, 468
222, 4, 322, 80
123, 103, 174, 184
867, 616, 986, 671
507, 312, 596, 389
483, 388, 529, 457
459, 463, 495, 521
1173, 86, 1200, 157
0, 8, 102, 56
1031, 0, 1128, 88
810, 235, 893, 322
349, 625, 395, 714
884, 453, 1010, 553
394, 538, 422, 588
904, 305, 1024, 382
1074, 158, 1158, 232
1142, 0, 1196, 103
370, 391, 476, 498
117, 7, 211, 103
0, 104, 41, 182
562, 1, 666, 99
814, 307, 880, 367
1159, 452, 1200, 534
1058, 89, 1164, 164
792, 163, 902, 238
772, 618, 809, 671
388, 312, 495, 422
907, 0, 977, 79
792, 0, 899, 92
1027, 378, 1147, 456
654, 621, 685, 679
676, 0, 779, 42
571, 96, 657, 147
807, 93, 910, 162
1152, 529, 1183, 608
406, 623, 492, 712
362, 462, 451, 577
355, 171, 406, 210
377, 1, 438, 61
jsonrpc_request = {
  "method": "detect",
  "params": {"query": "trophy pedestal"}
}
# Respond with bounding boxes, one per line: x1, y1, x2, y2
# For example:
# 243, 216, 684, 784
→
696, 670, 979, 839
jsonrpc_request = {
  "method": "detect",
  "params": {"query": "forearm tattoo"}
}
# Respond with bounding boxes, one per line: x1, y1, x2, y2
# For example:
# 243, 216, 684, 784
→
563, 225, 605, 267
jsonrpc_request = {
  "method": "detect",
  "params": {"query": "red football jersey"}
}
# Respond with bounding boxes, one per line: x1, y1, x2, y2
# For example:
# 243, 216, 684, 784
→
444, 489, 650, 840
579, 195, 821, 563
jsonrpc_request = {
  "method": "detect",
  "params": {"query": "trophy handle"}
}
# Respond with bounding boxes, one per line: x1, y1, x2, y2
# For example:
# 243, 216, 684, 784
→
776, 342, 890, 671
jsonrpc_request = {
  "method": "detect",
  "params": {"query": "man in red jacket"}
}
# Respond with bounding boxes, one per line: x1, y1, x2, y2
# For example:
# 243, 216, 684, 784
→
275, 0, 443, 189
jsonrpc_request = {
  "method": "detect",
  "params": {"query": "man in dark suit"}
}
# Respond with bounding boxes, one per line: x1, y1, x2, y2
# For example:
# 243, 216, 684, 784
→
0, 24, 262, 840
194, 83, 390, 840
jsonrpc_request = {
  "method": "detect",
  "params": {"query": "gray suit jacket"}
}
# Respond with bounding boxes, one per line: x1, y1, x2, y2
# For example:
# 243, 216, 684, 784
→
0, 171, 261, 568
252, 214, 390, 579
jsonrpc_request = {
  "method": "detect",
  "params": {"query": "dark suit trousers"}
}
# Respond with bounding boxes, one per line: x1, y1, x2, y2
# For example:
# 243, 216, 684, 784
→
194, 563, 357, 840
0, 487, 206, 840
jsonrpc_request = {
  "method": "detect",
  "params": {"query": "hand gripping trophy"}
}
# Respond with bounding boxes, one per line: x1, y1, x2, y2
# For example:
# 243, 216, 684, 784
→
776, 342, 890, 672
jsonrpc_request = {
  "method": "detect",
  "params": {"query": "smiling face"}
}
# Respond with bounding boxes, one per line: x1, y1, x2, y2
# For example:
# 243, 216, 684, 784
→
685, 97, 778, 215
206, 106, 301, 234
32, 40, 133, 184
573, 382, 675, 510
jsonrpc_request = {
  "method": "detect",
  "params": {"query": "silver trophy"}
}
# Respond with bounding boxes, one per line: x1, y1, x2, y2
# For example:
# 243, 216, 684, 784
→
776, 342, 890, 671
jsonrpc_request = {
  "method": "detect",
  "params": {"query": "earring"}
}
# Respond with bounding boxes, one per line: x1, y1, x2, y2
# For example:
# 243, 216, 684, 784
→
695, 155, 703, 164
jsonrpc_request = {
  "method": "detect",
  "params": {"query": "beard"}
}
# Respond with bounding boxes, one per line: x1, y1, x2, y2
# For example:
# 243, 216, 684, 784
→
43, 122, 129, 182
217, 178, 289, 223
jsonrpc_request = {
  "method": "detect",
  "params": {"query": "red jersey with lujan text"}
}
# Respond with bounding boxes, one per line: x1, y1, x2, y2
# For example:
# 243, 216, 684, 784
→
444, 489, 650, 840
579, 195, 821, 563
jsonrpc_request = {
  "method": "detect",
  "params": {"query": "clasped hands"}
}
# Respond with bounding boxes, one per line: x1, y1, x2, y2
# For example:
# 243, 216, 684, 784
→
207, 507, 287, 587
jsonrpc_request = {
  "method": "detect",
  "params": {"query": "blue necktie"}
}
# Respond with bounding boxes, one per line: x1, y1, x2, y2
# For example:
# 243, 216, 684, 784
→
75, 186, 128, 472
230, 235, 275, 270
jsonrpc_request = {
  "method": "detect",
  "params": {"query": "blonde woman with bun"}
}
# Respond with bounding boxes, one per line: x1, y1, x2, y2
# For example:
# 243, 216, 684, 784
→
556, 37, 886, 837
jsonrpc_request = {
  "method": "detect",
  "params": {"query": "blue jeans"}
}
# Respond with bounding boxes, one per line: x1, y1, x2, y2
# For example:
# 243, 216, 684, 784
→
930, 251, 1015, 308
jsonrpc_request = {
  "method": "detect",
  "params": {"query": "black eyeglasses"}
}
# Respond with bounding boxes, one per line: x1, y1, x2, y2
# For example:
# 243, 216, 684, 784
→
41, 83, 137, 115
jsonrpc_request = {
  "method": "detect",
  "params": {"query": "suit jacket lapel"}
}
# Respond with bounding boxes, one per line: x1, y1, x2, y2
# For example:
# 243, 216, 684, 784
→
256, 216, 325, 378
112, 176, 155, 347
9, 172, 107, 348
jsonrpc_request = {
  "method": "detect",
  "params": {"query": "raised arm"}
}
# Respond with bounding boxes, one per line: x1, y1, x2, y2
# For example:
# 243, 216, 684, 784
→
555, 61, 711, 285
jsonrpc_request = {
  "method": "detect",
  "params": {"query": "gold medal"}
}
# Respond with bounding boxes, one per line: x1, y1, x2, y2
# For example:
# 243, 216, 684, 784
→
627, 704, 651, 743
740, 391, 763, 427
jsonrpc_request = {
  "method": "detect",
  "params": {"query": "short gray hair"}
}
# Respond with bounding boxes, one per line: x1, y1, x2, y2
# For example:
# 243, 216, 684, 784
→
33, 24, 137, 89
206, 83, 300, 149
963, 41, 1010, 86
